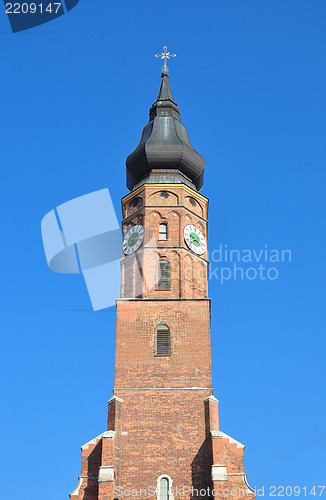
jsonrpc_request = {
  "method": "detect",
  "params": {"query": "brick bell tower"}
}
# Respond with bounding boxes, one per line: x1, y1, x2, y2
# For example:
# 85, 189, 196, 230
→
70, 56, 255, 500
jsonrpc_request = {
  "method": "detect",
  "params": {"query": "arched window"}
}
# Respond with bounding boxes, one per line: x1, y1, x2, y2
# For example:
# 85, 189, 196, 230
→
159, 477, 169, 500
131, 196, 142, 208
157, 260, 171, 290
159, 223, 168, 241
156, 325, 171, 356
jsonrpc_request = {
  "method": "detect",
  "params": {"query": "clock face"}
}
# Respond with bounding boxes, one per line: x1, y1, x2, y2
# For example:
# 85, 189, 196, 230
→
184, 224, 206, 255
123, 224, 144, 255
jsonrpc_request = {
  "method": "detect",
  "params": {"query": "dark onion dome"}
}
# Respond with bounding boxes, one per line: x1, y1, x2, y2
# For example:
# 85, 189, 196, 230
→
125, 69, 205, 191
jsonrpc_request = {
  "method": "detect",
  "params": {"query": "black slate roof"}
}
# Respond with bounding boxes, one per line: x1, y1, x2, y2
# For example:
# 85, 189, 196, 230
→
125, 70, 205, 191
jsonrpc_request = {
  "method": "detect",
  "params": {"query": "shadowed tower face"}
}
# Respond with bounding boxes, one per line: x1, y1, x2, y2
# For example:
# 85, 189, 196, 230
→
70, 51, 256, 500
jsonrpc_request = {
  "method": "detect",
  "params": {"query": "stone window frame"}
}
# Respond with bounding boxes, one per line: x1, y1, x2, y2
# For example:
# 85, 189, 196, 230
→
157, 474, 174, 500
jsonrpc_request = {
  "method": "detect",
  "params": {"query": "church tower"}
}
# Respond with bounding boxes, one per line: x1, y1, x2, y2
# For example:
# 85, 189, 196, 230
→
70, 51, 255, 500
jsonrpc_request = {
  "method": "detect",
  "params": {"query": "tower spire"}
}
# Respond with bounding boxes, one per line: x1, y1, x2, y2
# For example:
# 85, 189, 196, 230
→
155, 69, 175, 102
125, 49, 205, 191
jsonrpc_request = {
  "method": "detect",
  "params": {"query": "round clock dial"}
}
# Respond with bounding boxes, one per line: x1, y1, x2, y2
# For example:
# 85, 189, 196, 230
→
184, 224, 206, 255
123, 224, 144, 255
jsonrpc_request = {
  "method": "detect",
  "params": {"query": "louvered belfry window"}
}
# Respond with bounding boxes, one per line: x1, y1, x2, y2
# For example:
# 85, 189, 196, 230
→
157, 260, 171, 290
156, 325, 171, 356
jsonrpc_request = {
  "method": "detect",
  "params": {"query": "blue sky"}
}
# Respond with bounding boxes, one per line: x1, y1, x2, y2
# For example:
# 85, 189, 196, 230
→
1, 1, 326, 498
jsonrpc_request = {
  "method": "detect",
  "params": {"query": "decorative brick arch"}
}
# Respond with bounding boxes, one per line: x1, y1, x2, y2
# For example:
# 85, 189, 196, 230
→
166, 250, 181, 297
184, 213, 194, 225
195, 260, 208, 297
127, 195, 143, 217
149, 190, 179, 206
183, 253, 195, 298
166, 209, 180, 219
197, 221, 204, 231
148, 209, 163, 220
185, 195, 204, 217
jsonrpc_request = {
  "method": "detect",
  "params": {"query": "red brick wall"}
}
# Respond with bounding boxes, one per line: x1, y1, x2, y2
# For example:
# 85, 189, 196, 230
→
114, 299, 212, 390
113, 390, 213, 499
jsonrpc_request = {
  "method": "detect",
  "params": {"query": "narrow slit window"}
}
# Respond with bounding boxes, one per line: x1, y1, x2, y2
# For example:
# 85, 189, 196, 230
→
156, 326, 171, 356
159, 223, 168, 241
159, 477, 169, 500
157, 260, 171, 290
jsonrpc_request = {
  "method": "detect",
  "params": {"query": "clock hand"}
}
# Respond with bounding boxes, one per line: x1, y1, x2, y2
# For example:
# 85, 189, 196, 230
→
190, 236, 201, 245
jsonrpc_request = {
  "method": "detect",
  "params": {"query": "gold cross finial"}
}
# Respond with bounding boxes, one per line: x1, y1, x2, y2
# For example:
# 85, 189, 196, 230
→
155, 46, 176, 74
